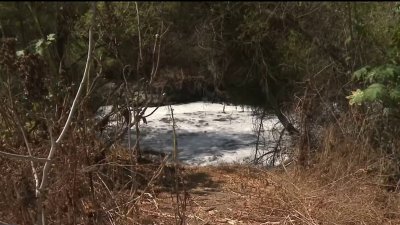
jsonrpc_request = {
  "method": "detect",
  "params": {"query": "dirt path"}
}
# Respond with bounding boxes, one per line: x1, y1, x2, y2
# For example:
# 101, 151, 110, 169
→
135, 164, 400, 225
137, 165, 304, 224
182, 166, 288, 225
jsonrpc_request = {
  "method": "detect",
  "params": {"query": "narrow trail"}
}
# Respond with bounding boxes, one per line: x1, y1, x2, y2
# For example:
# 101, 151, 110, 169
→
136, 165, 400, 225
138, 165, 282, 225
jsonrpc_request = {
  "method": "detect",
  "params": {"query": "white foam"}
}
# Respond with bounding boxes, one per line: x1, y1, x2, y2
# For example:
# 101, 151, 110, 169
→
100, 101, 289, 166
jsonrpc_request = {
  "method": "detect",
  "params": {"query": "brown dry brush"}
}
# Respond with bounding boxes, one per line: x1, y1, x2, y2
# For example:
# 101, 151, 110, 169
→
247, 2, 400, 181
0, 129, 178, 224
247, 76, 400, 223
0, 22, 186, 225
289, 60, 400, 192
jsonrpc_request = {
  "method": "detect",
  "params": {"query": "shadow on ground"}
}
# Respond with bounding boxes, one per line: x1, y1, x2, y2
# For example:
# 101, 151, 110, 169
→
185, 171, 220, 189
157, 167, 221, 194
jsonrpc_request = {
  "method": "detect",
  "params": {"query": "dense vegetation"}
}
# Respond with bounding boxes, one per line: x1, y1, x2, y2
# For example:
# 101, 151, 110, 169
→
0, 2, 399, 224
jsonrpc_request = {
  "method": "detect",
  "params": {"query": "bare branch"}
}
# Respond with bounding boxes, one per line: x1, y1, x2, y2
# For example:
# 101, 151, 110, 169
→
56, 9, 95, 143
5, 70, 40, 190
36, 4, 97, 224
135, 1, 143, 61
143, 106, 159, 118
0, 150, 50, 162
151, 21, 164, 84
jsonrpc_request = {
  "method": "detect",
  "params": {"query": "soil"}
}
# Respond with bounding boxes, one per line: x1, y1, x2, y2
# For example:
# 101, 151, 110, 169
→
136, 165, 308, 225
134, 164, 400, 225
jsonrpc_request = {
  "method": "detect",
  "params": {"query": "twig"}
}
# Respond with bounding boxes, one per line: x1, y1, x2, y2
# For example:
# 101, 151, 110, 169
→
5, 77, 40, 190
0, 150, 50, 162
124, 154, 170, 215
134, 1, 142, 62
96, 173, 122, 214
150, 21, 167, 85
0, 220, 13, 225
143, 106, 159, 118
55, 11, 95, 144
169, 105, 187, 224
169, 105, 178, 163
4, 69, 42, 222
271, 127, 286, 166
254, 109, 265, 164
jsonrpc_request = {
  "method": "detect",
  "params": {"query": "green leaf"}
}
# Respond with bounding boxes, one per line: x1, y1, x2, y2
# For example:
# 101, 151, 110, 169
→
352, 66, 370, 80
375, 66, 396, 82
363, 83, 387, 102
362, 65, 400, 83
348, 83, 390, 106
347, 89, 364, 106
389, 86, 400, 102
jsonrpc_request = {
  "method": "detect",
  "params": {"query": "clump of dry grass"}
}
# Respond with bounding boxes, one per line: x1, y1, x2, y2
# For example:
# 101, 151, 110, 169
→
272, 168, 400, 224
267, 124, 400, 225
178, 136, 400, 225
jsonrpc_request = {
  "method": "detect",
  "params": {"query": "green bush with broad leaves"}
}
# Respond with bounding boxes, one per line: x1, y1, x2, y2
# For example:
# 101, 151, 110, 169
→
347, 64, 400, 108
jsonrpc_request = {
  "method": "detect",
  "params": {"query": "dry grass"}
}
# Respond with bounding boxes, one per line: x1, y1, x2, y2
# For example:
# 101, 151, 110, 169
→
1, 125, 400, 225
135, 123, 400, 224
163, 163, 400, 225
